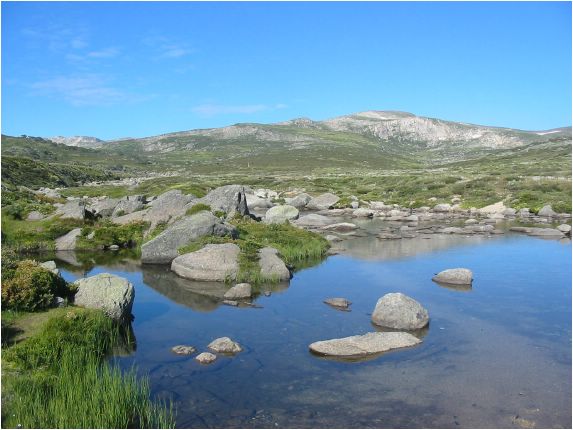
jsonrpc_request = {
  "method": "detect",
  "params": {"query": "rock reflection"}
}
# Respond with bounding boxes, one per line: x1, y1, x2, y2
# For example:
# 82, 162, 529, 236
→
432, 280, 473, 292
142, 265, 227, 312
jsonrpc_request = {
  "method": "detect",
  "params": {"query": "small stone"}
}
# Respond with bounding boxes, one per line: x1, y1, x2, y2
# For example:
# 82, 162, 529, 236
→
223, 300, 239, 306
195, 352, 217, 364
324, 298, 351, 310
108, 244, 120, 251
171, 345, 196, 355
208, 337, 242, 354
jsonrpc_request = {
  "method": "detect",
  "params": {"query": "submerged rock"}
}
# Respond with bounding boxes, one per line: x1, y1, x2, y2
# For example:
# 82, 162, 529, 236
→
171, 345, 196, 355
224, 283, 252, 299
371, 293, 430, 330
309, 332, 421, 358
195, 352, 217, 364
324, 298, 351, 310
73, 273, 134, 321
171, 243, 240, 282
432, 268, 473, 285
208, 337, 242, 354
259, 247, 291, 281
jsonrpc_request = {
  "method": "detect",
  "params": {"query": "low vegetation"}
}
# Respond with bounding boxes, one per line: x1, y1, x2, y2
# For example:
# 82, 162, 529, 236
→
77, 221, 148, 251
2, 308, 175, 428
185, 203, 211, 216
178, 217, 330, 284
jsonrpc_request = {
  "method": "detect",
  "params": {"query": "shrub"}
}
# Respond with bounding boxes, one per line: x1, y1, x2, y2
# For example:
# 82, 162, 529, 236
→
185, 203, 211, 216
1, 260, 71, 312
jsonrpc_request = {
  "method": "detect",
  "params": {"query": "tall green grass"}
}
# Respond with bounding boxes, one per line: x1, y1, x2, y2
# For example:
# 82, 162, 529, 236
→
2, 308, 175, 428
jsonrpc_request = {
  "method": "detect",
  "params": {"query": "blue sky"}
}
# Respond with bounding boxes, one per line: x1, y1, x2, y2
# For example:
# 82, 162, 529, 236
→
2, 2, 571, 140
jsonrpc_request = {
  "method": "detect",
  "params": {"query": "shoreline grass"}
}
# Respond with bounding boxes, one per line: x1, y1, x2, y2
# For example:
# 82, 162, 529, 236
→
1, 308, 175, 429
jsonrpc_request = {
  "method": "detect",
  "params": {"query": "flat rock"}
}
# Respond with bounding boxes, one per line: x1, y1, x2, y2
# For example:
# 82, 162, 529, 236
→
309, 332, 421, 358
141, 211, 235, 264
432, 268, 473, 285
321, 222, 357, 232
293, 214, 334, 228
527, 228, 564, 237
171, 243, 240, 282
195, 352, 217, 364
557, 224, 571, 233
55, 228, 82, 251
171, 345, 196, 355
264, 205, 299, 224
306, 193, 340, 210
324, 298, 351, 309
371, 293, 430, 330
224, 283, 252, 299
73, 273, 134, 321
208, 337, 242, 354
259, 247, 291, 281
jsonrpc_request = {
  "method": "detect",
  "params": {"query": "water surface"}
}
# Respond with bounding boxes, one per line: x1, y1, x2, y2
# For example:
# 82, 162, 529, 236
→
58, 232, 571, 428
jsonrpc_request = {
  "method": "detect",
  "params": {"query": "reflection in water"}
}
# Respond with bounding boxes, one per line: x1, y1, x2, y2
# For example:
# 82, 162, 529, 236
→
432, 280, 473, 292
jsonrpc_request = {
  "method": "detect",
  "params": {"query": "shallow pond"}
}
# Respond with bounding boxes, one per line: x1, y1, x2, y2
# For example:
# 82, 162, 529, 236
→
56, 230, 571, 428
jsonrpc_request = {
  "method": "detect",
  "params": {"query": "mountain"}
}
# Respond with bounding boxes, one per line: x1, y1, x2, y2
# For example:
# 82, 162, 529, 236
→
2, 110, 564, 176
48, 135, 105, 148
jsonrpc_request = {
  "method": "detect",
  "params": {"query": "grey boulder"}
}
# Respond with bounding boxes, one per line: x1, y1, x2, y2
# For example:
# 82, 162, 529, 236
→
285, 193, 312, 209
198, 185, 249, 216
259, 247, 291, 281
141, 211, 236, 264
55, 228, 82, 251
171, 243, 240, 281
293, 214, 333, 228
27, 211, 46, 221
371, 293, 429, 330
88, 198, 120, 218
538, 205, 557, 217
55, 200, 94, 220
309, 332, 421, 358
39, 260, 60, 275
264, 205, 299, 224
557, 224, 572, 234
112, 195, 145, 217
432, 268, 473, 285
306, 193, 340, 210
73, 273, 135, 321
146, 190, 196, 228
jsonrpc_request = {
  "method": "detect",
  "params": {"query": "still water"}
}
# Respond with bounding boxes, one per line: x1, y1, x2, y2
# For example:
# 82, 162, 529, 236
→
58, 232, 571, 428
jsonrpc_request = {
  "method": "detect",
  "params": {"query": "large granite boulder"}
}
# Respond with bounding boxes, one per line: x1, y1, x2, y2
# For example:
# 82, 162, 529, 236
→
145, 190, 196, 228
285, 193, 312, 209
259, 247, 291, 281
306, 193, 340, 210
88, 198, 120, 218
112, 195, 145, 217
538, 205, 557, 217
432, 268, 473, 285
371, 293, 429, 330
54, 200, 94, 220
309, 332, 421, 358
55, 228, 82, 251
141, 211, 236, 264
198, 185, 249, 216
171, 243, 240, 281
73, 273, 135, 321
264, 205, 299, 224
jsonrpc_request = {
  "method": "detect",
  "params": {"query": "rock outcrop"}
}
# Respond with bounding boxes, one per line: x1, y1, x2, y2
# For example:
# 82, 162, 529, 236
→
73, 273, 135, 321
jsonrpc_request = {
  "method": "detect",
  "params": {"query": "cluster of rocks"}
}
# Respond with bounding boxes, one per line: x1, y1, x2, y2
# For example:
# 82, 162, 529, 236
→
310, 268, 474, 359
171, 336, 243, 365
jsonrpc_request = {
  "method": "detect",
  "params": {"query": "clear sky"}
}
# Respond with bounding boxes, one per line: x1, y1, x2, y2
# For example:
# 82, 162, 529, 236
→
2, 1, 571, 140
